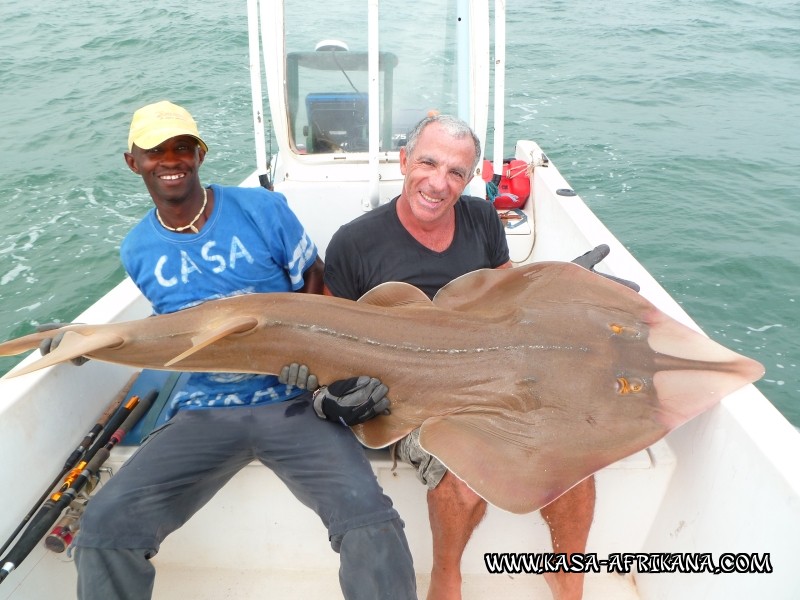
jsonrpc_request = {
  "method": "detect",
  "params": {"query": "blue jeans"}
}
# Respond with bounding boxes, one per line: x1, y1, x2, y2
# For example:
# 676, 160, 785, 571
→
74, 395, 416, 599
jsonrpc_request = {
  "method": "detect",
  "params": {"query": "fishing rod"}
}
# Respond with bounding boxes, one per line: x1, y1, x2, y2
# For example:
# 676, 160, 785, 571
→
0, 373, 138, 557
0, 389, 156, 584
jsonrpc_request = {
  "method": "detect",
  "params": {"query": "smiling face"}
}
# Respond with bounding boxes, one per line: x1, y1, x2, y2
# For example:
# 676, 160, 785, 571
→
397, 122, 476, 229
124, 135, 206, 205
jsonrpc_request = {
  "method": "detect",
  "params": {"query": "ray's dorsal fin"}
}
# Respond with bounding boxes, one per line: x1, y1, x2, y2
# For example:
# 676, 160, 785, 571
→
358, 281, 432, 308
431, 267, 501, 310
165, 316, 258, 367
8, 330, 124, 378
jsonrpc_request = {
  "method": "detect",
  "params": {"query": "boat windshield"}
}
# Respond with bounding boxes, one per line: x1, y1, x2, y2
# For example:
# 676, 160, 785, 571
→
284, 1, 464, 155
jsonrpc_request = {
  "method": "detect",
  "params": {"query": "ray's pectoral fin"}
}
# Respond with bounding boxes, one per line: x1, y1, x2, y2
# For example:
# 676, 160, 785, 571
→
8, 330, 125, 378
418, 411, 594, 515
433, 261, 651, 317
352, 412, 421, 450
165, 317, 259, 367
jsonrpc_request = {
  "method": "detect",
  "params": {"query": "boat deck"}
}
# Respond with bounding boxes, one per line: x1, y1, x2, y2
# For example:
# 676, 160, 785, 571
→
155, 567, 640, 599
0, 445, 667, 600
4, 548, 641, 600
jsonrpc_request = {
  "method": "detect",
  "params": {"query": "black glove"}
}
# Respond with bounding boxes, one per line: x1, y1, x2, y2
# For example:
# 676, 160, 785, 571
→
278, 362, 319, 390
36, 323, 89, 366
313, 376, 391, 426
571, 245, 640, 292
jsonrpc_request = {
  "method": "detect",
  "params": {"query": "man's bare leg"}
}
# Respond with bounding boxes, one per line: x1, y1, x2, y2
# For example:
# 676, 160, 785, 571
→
541, 476, 596, 600
426, 471, 487, 600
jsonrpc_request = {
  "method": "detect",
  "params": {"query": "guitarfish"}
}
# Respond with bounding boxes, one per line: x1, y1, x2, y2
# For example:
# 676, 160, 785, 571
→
0, 262, 764, 513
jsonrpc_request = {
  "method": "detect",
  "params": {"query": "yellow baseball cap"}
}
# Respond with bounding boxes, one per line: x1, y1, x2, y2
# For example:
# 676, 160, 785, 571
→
127, 100, 208, 152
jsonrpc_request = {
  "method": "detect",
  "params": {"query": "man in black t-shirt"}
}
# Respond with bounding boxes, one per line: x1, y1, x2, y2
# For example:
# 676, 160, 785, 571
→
324, 115, 594, 600
324, 192, 507, 300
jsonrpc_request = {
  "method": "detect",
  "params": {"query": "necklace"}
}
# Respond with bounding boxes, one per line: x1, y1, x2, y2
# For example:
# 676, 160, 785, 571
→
156, 188, 208, 234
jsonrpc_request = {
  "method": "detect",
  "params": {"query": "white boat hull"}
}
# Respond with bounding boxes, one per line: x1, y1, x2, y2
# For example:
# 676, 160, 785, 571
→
2, 145, 797, 599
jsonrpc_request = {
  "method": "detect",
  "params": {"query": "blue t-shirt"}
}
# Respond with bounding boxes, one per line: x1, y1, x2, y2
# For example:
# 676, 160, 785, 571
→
121, 184, 317, 416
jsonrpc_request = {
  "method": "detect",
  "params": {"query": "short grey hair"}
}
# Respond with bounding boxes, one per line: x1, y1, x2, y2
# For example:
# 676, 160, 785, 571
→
405, 115, 482, 173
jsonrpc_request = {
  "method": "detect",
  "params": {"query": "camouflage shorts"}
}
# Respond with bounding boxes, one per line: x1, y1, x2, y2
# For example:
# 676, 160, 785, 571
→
392, 428, 447, 490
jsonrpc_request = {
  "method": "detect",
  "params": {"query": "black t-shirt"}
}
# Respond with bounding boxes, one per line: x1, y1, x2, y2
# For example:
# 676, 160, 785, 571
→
325, 195, 510, 300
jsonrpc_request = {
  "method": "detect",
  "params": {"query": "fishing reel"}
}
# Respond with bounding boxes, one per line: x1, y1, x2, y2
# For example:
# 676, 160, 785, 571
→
44, 467, 106, 554
44, 497, 90, 554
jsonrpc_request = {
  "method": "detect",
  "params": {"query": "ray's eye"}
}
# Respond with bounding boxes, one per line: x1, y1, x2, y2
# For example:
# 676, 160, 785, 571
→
609, 323, 641, 339
616, 376, 645, 395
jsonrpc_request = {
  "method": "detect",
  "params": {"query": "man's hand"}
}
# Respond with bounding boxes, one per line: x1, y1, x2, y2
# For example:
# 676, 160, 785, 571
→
36, 323, 89, 366
313, 377, 391, 426
571, 244, 640, 292
278, 362, 319, 390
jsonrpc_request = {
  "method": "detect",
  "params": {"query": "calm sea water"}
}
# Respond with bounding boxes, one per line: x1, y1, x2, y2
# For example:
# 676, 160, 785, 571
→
0, 1, 798, 425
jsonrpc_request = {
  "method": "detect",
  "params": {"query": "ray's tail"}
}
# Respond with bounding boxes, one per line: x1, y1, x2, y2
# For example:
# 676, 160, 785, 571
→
0, 328, 124, 378
0, 330, 59, 358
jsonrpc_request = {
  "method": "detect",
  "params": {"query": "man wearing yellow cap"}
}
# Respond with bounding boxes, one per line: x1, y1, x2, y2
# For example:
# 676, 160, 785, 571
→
68, 101, 416, 600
